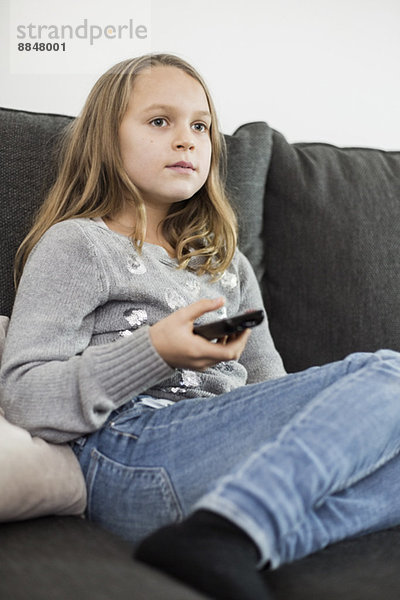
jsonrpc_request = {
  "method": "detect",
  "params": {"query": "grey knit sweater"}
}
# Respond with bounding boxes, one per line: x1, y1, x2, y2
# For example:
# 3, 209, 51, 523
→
0, 218, 286, 443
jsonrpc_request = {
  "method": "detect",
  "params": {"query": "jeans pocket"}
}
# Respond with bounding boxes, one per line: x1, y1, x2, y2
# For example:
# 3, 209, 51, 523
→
107, 401, 154, 439
85, 448, 183, 544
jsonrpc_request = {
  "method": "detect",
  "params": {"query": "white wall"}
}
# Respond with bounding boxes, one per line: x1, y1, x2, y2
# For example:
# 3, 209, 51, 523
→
1, 0, 399, 149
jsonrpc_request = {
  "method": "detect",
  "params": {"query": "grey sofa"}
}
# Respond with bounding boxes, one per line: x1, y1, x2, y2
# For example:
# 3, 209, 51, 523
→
1, 106, 400, 599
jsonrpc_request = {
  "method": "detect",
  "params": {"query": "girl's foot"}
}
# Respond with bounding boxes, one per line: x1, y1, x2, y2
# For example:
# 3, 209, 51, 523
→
134, 510, 274, 600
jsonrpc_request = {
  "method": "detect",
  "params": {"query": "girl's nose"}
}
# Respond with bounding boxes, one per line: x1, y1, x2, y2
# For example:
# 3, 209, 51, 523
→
175, 140, 195, 150
173, 127, 195, 151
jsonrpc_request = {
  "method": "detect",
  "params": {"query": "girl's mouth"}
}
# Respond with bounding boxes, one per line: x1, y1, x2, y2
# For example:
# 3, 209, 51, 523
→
167, 161, 195, 173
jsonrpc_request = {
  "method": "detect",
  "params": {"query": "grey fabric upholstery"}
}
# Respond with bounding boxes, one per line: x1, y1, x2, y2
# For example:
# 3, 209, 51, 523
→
262, 130, 400, 372
0, 516, 207, 600
0, 108, 72, 316
225, 121, 273, 282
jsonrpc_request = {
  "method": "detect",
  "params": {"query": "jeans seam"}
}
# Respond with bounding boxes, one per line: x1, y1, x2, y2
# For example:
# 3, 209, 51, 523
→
333, 444, 400, 497
108, 428, 139, 440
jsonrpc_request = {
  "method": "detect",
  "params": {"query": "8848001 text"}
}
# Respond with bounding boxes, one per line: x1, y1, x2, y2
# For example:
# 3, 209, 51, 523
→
18, 42, 66, 51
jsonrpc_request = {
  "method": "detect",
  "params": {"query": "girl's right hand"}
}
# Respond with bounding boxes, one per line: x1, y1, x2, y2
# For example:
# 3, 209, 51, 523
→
149, 297, 251, 370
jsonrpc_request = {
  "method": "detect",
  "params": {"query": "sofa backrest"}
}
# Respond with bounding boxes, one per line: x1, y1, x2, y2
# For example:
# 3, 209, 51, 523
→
0, 108, 73, 317
1, 106, 400, 373
262, 131, 400, 372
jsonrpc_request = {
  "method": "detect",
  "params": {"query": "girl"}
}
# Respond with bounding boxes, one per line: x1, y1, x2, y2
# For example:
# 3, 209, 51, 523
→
1, 53, 400, 600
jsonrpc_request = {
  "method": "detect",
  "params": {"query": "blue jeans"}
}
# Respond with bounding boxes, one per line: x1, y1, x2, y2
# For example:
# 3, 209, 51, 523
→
73, 349, 400, 569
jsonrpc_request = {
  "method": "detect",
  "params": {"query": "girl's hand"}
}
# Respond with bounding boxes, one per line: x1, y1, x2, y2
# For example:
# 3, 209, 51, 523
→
149, 297, 251, 370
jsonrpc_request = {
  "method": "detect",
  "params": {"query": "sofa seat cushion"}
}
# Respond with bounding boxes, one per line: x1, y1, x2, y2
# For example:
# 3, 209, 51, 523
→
0, 516, 208, 600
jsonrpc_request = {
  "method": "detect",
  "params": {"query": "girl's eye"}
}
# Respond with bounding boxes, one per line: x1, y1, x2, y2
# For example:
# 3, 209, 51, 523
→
192, 122, 208, 133
150, 118, 168, 127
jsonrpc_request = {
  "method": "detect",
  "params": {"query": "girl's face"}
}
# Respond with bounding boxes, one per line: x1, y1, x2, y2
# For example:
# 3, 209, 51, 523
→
119, 65, 212, 213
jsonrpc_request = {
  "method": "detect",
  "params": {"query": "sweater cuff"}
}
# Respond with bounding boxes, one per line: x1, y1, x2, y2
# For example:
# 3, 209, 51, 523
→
87, 326, 174, 406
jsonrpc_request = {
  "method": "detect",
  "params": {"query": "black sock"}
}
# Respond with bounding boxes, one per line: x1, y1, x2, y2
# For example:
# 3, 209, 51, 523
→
134, 510, 274, 600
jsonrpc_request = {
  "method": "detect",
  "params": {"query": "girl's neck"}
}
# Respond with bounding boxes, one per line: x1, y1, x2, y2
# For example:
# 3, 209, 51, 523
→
103, 210, 176, 259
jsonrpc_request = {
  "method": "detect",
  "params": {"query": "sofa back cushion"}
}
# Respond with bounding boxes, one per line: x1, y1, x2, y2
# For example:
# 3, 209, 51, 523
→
0, 108, 73, 317
263, 130, 400, 372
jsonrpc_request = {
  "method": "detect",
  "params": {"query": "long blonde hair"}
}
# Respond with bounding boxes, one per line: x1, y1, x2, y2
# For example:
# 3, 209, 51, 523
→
15, 53, 237, 286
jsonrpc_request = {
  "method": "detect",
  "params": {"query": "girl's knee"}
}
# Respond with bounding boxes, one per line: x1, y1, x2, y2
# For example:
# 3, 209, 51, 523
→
361, 349, 400, 377
343, 349, 400, 375
374, 349, 400, 362
374, 349, 400, 374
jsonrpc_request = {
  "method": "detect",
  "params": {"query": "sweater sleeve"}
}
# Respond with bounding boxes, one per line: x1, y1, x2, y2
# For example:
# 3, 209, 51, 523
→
0, 222, 173, 443
236, 252, 286, 383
